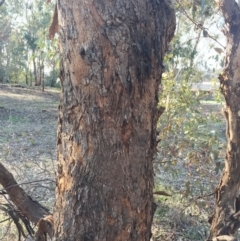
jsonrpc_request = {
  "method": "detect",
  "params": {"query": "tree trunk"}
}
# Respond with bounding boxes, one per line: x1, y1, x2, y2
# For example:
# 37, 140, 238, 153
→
25, 69, 29, 86
54, 0, 175, 240
208, 0, 240, 239
42, 63, 44, 92
33, 54, 39, 86
41, 51, 44, 92
0, 0, 5, 7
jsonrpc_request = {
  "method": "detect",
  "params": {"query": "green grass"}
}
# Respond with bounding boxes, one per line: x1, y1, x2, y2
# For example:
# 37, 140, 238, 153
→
8, 116, 24, 124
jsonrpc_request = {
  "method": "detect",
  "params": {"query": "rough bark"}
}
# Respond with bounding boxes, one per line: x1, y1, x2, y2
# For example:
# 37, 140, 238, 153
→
208, 0, 240, 239
54, 0, 175, 241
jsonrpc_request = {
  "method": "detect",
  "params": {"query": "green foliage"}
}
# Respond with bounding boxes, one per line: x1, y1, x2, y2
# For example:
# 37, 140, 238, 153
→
153, 0, 225, 239
0, 2, 11, 82
45, 69, 60, 88
157, 73, 225, 192
156, 0, 225, 193
0, 0, 59, 85
24, 31, 38, 51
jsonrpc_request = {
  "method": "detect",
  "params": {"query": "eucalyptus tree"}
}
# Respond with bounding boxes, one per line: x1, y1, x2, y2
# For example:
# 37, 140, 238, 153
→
208, 0, 240, 239
53, 0, 175, 240
0, 1, 13, 82
23, 0, 55, 86
0, 0, 56, 85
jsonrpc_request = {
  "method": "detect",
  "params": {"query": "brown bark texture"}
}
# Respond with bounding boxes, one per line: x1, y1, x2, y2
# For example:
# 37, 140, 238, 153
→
0, 162, 51, 224
54, 0, 175, 241
208, 0, 240, 239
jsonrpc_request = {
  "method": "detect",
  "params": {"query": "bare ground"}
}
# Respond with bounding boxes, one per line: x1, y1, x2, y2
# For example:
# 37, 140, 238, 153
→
0, 85, 59, 223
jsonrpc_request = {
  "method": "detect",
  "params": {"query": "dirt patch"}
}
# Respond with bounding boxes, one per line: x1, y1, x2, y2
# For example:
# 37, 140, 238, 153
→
0, 85, 59, 211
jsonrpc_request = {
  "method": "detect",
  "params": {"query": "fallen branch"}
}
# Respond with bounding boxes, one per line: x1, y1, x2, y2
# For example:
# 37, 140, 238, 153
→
0, 162, 54, 239
153, 190, 172, 197
211, 235, 238, 241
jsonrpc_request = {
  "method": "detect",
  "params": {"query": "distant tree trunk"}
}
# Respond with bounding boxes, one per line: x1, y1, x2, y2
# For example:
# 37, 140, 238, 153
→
30, 71, 33, 87
208, 0, 240, 239
54, 0, 175, 241
38, 56, 42, 86
42, 62, 44, 92
33, 55, 39, 86
25, 70, 28, 85
41, 51, 44, 92
0, 0, 5, 7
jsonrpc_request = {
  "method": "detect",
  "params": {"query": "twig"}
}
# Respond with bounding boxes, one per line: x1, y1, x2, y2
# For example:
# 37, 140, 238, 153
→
176, 0, 225, 49
153, 190, 172, 196
0, 220, 12, 241
154, 160, 174, 164
0, 218, 10, 224
181, 191, 215, 212
0, 178, 55, 193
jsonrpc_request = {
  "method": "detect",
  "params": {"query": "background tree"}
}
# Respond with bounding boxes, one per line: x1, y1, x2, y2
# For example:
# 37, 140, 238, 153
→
208, 0, 240, 239
0, 1, 12, 82
54, 0, 175, 240
0, 0, 59, 87
158, 0, 225, 188
153, 0, 227, 239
